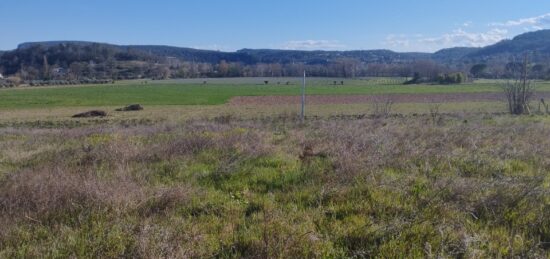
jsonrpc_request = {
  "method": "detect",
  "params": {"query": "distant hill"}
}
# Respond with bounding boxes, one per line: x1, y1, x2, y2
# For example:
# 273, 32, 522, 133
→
130, 45, 257, 64
17, 41, 116, 49
432, 47, 480, 63
428, 30, 550, 64
464, 30, 550, 61
17, 41, 245, 64
3, 29, 550, 80
14, 41, 431, 65
12, 29, 550, 66
235, 49, 430, 64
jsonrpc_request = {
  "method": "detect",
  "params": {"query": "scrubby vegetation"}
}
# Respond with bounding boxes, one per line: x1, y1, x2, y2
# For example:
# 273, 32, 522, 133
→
27, 79, 114, 87
437, 72, 467, 84
0, 78, 18, 88
404, 72, 467, 85
0, 80, 15, 88
0, 114, 549, 257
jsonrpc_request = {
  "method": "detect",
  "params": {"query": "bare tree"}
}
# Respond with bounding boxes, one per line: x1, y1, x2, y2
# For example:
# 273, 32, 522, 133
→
538, 98, 549, 114
428, 103, 442, 125
503, 54, 535, 115
371, 98, 394, 117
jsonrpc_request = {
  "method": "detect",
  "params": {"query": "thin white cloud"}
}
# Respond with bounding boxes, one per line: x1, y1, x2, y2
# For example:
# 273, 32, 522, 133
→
490, 13, 550, 28
191, 44, 235, 52
385, 34, 412, 49
281, 40, 346, 51
419, 28, 508, 48
384, 13, 550, 52
384, 28, 508, 52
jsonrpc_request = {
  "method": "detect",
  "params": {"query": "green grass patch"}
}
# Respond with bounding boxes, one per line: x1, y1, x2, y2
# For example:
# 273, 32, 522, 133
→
2, 79, 550, 109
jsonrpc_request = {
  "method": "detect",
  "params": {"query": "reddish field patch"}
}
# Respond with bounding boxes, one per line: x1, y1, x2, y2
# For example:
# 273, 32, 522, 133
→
229, 92, 550, 105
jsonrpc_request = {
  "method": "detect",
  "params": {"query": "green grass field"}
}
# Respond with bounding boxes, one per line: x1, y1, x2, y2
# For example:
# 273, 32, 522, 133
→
1, 78, 549, 108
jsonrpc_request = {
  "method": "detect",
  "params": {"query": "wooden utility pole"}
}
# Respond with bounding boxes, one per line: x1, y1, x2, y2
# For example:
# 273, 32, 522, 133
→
521, 54, 531, 115
301, 70, 306, 121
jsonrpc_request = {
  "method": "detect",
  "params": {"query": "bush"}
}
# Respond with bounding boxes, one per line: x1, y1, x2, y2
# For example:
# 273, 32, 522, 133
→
437, 72, 466, 84
5, 76, 21, 86
404, 72, 422, 85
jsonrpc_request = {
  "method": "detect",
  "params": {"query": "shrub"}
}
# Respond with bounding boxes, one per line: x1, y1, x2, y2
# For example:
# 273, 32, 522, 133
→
437, 72, 466, 84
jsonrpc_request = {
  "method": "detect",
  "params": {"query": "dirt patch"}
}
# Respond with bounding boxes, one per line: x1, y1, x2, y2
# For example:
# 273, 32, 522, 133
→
72, 110, 107, 118
229, 92, 550, 105
116, 104, 144, 111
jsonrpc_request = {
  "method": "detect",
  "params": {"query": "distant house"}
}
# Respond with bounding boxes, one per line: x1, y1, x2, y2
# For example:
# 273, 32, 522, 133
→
52, 67, 67, 77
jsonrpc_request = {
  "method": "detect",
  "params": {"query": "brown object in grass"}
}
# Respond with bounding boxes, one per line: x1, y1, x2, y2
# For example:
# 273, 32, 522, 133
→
116, 104, 144, 112
72, 110, 107, 118
299, 145, 327, 161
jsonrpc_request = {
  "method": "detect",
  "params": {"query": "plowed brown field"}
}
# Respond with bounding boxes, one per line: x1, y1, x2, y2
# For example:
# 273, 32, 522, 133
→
229, 92, 550, 105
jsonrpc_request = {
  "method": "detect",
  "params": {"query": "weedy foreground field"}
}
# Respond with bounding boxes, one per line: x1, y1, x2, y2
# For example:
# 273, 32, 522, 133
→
0, 114, 549, 258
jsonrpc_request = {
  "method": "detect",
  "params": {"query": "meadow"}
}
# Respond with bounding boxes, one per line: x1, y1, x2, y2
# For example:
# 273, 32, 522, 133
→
2, 78, 550, 109
0, 78, 549, 258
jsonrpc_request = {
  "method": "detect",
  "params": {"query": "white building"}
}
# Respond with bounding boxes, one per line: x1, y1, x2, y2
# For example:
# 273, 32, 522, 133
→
0, 73, 3, 79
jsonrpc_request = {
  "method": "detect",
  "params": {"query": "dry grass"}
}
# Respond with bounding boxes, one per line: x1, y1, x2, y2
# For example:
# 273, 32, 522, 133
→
0, 114, 549, 257
0, 102, 506, 125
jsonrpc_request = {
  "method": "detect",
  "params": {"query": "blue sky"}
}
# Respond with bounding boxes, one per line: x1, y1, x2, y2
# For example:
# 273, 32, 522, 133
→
1, 0, 550, 52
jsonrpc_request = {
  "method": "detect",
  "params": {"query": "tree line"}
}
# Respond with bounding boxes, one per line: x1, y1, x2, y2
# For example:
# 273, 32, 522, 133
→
2, 43, 550, 86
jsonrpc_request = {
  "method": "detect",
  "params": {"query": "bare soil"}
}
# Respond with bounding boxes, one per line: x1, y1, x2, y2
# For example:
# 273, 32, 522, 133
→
229, 92, 550, 105
72, 110, 107, 118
